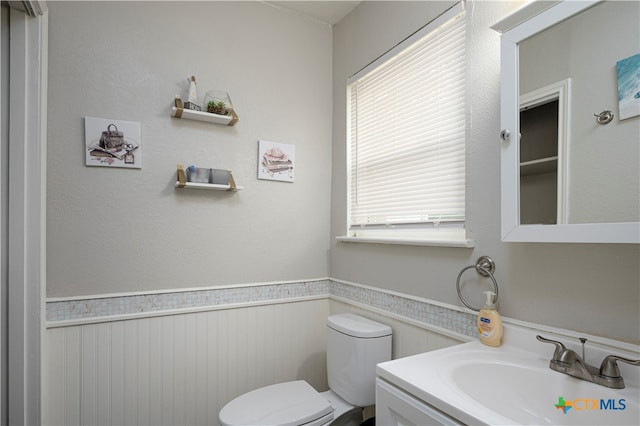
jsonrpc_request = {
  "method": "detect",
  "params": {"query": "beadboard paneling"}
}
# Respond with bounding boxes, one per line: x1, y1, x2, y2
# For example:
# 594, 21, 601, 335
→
45, 300, 330, 426
44, 284, 471, 426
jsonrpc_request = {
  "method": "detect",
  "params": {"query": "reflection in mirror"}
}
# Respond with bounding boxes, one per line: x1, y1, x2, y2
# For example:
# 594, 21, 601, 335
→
518, 1, 639, 225
519, 80, 569, 225
520, 98, 559, 225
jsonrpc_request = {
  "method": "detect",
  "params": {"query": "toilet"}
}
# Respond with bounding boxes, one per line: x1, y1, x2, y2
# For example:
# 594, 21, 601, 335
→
218, 313, 392, 426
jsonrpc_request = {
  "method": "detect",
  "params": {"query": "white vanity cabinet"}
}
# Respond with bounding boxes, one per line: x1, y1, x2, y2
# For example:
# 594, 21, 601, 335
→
375, 330, 640, 426
376, 379, 463, 426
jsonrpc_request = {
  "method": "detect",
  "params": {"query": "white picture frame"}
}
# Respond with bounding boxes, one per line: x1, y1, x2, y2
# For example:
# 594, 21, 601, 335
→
85, 116, 142, 168
257, 140, 295, 182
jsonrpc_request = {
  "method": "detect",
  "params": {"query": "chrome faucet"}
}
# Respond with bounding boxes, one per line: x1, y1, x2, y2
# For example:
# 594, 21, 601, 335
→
537, 335, 640, 389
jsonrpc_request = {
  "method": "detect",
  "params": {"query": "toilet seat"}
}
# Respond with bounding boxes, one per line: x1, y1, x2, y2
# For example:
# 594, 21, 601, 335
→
219, 380, 334, 426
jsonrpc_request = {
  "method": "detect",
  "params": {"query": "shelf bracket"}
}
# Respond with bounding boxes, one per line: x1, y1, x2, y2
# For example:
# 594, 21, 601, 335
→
174, 97, 184, 118
177, 164, 187, 187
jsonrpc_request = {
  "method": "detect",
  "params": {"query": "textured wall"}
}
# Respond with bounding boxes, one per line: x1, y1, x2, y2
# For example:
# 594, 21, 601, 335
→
46, 1, 639, 342
46, 1, 333, 296
330, 1, 639, 343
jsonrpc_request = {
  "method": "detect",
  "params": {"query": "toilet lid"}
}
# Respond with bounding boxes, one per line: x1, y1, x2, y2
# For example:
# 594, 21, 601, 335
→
219, 380, 334, 426
327, 313, 392, 338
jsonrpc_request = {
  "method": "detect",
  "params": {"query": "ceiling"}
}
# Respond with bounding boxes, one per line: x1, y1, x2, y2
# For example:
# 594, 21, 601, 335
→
264, 1, 362, 26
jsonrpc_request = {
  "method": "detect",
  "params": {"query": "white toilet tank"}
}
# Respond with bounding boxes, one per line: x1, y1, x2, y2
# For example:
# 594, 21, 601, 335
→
326, 313, 392, 407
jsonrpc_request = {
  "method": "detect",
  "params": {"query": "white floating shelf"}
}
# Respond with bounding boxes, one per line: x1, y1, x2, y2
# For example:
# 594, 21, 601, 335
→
171, 106, 236, 125
174, 181, 243, 191
170, 95, 239, 127
175, 165, 242, 192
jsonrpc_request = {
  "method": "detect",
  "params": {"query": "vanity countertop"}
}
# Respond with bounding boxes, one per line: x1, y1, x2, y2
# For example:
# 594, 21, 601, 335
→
377, 325, 640, 425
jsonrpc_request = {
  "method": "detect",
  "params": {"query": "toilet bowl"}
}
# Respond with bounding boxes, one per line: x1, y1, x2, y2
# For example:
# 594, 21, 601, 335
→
218, 313, 392, 426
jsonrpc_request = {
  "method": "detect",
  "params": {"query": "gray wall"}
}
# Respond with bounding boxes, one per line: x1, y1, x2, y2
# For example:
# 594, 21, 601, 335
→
330, 1, 639, 343
46, 1, 639, 344
46, 1, 333, 296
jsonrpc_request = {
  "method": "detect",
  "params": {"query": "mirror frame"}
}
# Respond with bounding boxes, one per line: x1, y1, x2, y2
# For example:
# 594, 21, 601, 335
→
493, 0, 639, 243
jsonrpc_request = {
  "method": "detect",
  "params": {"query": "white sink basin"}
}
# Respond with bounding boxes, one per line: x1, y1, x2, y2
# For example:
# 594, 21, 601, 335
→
377, 330, 640, 425
445, 350, 639, 425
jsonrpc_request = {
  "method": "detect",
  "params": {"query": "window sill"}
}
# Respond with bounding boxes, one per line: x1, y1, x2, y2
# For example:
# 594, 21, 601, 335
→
336, 235, 475, 248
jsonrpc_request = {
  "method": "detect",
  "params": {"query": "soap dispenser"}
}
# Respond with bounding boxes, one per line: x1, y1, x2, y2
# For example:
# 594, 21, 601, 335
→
477, 291, 503, 347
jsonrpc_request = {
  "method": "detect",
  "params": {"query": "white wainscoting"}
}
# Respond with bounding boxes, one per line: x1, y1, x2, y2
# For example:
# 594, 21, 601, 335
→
44, 280, 638, 426
43, 280, 472, 426
45, 300, 330, 426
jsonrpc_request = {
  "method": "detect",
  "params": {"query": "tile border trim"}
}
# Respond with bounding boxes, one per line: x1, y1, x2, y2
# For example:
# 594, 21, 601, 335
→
46, 278, 477, 338
46, 279, 331, 324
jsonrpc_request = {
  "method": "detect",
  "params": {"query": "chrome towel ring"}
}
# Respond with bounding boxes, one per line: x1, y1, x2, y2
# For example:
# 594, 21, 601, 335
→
456, 256, 499, 312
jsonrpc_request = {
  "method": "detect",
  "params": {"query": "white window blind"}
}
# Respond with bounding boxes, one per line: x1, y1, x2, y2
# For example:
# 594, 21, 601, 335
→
348, 3, 466, 231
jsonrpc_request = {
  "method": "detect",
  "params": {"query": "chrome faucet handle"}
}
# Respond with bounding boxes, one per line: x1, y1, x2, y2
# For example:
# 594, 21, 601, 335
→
600, 355, 640, 378
536, 335, 567, 360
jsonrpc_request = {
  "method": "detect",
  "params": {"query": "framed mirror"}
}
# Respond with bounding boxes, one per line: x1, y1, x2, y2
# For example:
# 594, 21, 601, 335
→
493, 0, 639, 243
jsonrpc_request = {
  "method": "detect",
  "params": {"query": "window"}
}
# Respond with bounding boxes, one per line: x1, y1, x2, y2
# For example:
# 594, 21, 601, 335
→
344, 3, 470, 246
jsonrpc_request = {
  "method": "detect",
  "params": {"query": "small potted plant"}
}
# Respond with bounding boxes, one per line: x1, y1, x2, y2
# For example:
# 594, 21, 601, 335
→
207, 100, 230, 116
